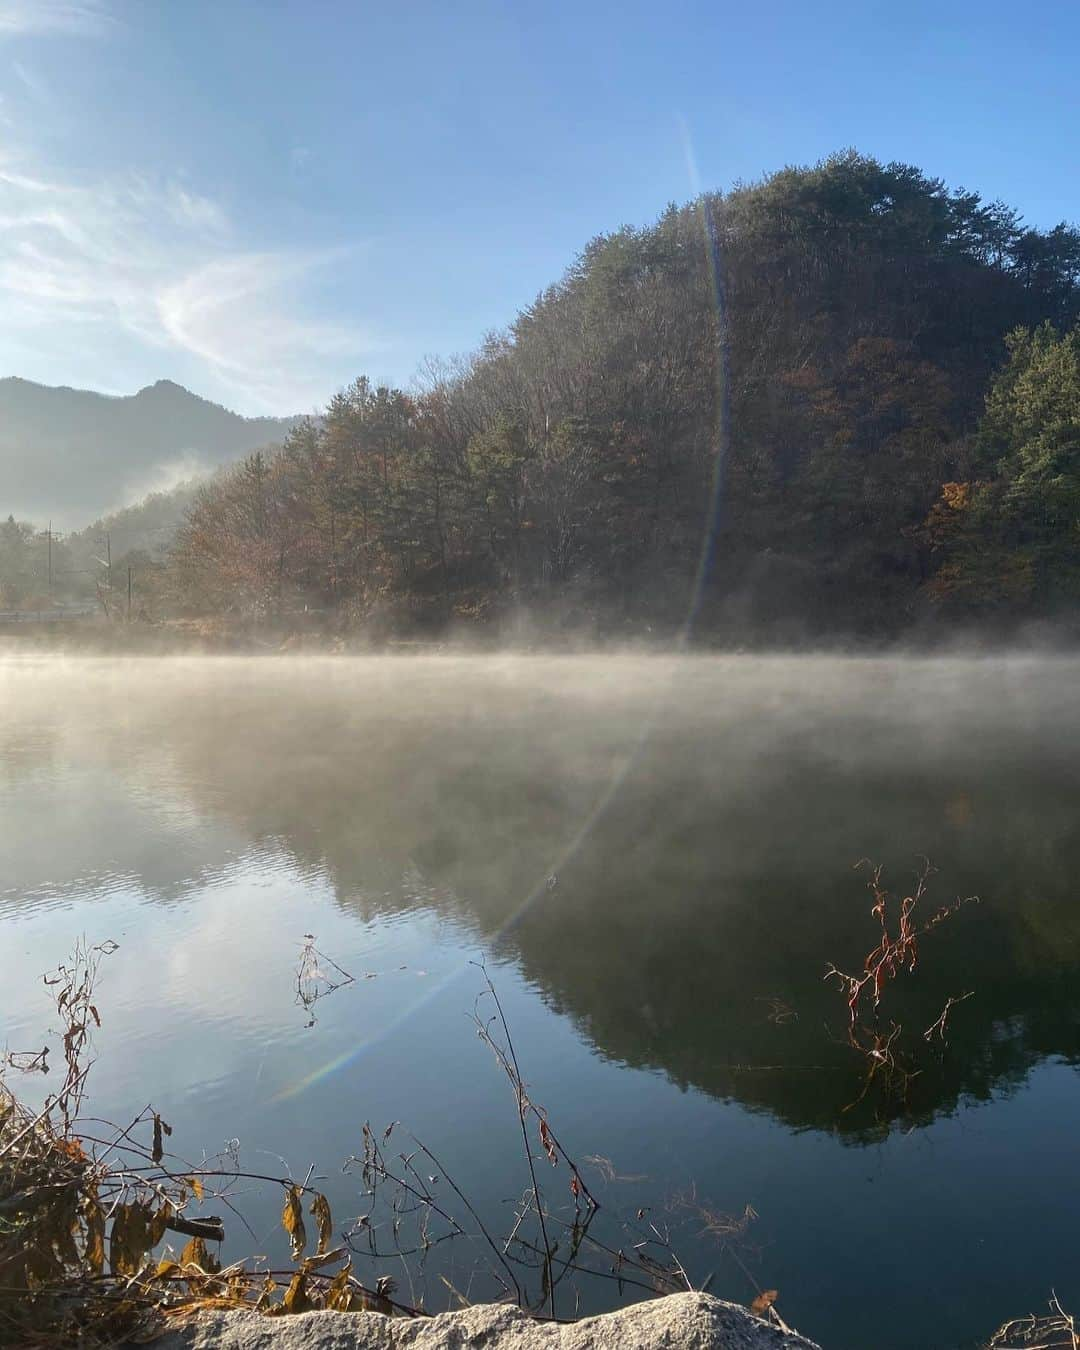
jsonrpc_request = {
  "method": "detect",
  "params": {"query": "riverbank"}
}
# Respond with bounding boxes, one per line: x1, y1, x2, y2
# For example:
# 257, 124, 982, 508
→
5, 605, 1080, 657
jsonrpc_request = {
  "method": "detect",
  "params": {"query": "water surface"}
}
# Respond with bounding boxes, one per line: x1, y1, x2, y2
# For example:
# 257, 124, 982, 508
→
2, 653, 1079, 1348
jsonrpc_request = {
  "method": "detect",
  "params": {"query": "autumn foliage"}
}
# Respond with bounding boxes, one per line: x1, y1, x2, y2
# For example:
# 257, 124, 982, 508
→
149, 152, 1080, 640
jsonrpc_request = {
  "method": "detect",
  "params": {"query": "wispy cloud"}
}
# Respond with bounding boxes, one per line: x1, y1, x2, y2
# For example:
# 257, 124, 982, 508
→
158, 250, 371, 409
0, 0, 380, 414
0, 0, 113, 37
10, 60, 52, 101
0, 157, 377, 412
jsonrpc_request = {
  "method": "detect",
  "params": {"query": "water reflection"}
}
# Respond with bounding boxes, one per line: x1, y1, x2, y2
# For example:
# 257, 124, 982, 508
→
4, 654, 1080, 1138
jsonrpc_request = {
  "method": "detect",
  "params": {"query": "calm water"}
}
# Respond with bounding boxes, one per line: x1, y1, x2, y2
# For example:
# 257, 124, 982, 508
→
3, 653, 1080, 1348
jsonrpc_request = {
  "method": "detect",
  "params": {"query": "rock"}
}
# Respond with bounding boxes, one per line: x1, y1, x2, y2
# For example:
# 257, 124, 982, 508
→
149, 1292, 821, 1350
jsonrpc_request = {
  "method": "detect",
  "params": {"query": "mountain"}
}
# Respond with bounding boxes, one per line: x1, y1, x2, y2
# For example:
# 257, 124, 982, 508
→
0, 377, 303, 527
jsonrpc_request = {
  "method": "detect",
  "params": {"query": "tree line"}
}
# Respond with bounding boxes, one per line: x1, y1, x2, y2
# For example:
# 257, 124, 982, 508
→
7, 152, 1080, 637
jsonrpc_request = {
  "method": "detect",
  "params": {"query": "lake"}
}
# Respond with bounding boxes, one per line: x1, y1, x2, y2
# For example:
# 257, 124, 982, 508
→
2, 652, 1079, 1349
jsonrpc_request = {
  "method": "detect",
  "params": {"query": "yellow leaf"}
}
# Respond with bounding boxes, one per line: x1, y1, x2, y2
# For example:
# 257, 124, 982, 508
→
324, 1262, 354, 1311
281, 1185, 306, 1261
281, 1269, 310, 1315
85, 1204, 105, 1276
150, 1203, 171, 1246
188, 1176, 205, 1202
181, 1236, 220, 1275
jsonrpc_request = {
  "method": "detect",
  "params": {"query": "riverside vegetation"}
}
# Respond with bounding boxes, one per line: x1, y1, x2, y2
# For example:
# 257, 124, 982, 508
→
0, 943, 776, 1344
4, 864, 1066, 1348
4, 151, 1080, 642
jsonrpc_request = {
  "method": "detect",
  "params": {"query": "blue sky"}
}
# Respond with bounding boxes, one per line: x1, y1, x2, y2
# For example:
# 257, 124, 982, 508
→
0, 0, 1077, 415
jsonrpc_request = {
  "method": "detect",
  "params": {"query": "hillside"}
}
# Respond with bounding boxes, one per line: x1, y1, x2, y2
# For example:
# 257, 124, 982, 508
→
0, 377, 301, 527
166, 153, 1080, 640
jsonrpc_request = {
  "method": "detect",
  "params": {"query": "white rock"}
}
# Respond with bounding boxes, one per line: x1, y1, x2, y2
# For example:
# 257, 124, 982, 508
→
150, 1292, 821, 1350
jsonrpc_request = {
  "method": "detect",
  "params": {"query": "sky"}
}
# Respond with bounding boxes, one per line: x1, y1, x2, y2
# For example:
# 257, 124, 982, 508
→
0, 0, 1078, 417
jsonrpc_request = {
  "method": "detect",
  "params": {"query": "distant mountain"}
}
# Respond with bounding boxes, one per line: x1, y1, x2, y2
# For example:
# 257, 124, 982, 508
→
0, 377, 302, 527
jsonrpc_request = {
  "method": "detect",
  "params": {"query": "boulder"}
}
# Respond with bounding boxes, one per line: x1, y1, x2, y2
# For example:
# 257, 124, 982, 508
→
150, 1292, 821, 1350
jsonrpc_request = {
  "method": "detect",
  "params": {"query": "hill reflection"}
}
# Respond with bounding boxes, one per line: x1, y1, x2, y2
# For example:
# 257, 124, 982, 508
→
4, 653, 1080, 1138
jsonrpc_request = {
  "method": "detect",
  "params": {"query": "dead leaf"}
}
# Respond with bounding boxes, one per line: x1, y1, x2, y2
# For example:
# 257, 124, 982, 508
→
152, 1113, 172, 1164
85, 1203, 105, 1275
302, 1246, 346, 1273
750, 1289, 778, 1317
324, 1262, 355, 1311
539, 1117, 558, 1166
278, 1269, 310, 1315
282, 1185, 307, 1261
181, 1236, 220, 1275
109, 1201, 158, 1277
309, 1193, 333, 1256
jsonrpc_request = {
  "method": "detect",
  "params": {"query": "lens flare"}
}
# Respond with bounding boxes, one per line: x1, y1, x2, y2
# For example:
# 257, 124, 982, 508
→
273, 159, 732, 1105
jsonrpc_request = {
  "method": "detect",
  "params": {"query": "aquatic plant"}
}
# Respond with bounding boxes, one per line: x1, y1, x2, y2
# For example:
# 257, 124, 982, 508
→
825, 860, 977, 1114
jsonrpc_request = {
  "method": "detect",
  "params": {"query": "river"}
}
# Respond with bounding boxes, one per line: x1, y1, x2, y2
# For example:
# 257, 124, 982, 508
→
2, 653, 1079, 1348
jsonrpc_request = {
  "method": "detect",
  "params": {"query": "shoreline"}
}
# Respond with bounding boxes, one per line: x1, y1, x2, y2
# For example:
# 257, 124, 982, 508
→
4, 610, 1080, 657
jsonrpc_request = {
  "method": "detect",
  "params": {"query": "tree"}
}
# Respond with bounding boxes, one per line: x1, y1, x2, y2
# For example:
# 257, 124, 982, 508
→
926, 323, 1080, 613
0, 516, 33, 606
164, 152, 1080, 638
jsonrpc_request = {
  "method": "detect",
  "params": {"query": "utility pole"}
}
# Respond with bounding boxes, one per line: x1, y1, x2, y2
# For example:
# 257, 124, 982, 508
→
95, 533, 113, 616
127, 565, 132, 621
47, 521, 52, 602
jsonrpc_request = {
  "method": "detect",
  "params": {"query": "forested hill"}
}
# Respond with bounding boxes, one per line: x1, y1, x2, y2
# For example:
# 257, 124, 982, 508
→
15, 152, 1080, 639
0, 377, 300, 527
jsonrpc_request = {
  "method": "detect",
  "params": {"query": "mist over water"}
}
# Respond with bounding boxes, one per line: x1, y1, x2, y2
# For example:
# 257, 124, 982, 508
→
3, 652, 1080, 1348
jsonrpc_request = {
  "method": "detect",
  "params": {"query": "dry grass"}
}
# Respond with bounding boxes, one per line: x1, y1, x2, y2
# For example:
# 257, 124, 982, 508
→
0, 939, 425, 1346
1, 944, 721, 1344
988, 1295, 1078, 1349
